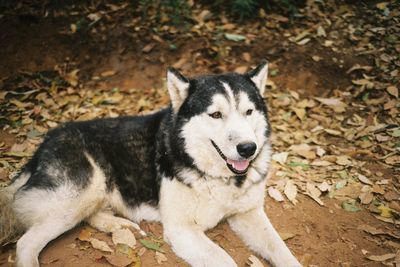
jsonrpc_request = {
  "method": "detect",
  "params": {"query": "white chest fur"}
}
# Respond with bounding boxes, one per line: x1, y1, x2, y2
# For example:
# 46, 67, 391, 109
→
159, 175, 266, 230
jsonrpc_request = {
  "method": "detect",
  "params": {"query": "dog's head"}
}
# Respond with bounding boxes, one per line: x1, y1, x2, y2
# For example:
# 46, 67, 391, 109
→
167, 62, 271, 183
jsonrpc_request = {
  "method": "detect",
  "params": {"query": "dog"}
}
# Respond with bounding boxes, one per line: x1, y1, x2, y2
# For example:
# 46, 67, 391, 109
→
0, 61, 302, 267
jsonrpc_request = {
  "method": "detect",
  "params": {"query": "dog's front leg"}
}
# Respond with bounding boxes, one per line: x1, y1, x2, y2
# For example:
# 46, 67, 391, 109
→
163, 224, 237, 267
228, 207, 302, 267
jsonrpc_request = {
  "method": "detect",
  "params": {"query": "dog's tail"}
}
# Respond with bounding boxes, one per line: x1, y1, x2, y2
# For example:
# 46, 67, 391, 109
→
0, 172, 28, 247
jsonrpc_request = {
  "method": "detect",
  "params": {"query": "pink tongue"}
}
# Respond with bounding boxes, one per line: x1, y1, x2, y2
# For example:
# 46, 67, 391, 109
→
227, 159, 250, 171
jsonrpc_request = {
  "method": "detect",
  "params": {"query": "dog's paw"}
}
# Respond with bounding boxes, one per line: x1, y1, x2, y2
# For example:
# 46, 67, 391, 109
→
107, 217, 146, 235
214, 259, 237, 267
219, 258, 237, 267
88, 213, 146, 235
16, 254, 40, 267
205, 251, 237, 267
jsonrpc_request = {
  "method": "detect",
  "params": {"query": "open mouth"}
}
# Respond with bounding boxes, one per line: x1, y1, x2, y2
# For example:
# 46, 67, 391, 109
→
211, 140, 250, 175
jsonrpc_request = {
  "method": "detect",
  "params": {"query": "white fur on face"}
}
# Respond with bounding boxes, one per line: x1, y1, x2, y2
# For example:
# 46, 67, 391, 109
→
180, 83, 269, 179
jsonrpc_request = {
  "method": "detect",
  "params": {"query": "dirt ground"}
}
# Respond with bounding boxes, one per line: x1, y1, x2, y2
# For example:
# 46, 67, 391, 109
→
0, 1, 399, 267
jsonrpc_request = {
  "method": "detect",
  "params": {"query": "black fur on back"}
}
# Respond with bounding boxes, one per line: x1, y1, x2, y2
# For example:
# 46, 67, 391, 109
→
21, 109, 170, 206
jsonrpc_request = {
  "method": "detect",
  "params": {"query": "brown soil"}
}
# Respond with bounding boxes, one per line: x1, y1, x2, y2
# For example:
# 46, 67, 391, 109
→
0, 2, 398, 267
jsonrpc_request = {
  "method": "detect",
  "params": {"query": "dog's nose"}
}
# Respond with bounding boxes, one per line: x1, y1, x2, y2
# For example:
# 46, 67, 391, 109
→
236, 142, 257, 158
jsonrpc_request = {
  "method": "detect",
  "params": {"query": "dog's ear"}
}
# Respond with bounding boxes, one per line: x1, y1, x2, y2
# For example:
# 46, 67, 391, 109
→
167, 68, 190, 112
247, 60, 268, 95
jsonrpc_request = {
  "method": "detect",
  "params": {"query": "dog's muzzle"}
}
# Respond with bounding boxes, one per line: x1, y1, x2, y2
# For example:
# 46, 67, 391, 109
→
211, 140, 250, 175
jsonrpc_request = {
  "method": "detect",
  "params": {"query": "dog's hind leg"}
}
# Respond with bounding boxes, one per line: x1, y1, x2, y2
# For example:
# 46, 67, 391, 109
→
14, 181, 106, 267
14, 155, 108, 267
15, 183, 106, 267
16, 216, 79, 267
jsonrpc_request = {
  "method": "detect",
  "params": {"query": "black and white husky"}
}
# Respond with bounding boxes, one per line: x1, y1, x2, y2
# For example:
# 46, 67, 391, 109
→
1, 61, 302, 267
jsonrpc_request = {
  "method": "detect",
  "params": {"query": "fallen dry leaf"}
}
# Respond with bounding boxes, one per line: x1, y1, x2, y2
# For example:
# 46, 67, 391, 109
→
267, 187, 285, 202
90, 238, 113, 253
324, 128, 342, 136
318, 181, 331, 192
224, 33, 246, 42
65, 69, 79, 87
284, 180, 298, 205
272, 152, 289, 165
242, 52, 251, 62
336, 155, 352, 166
112, 228, 136, 248
346, 64, 373, 74
247, 255, 265, 267
384, 190, 400, 201
105, 253, 134, 267
289, 144, 316, 159
359, 192, 374, 205
70, 23, 77, 33
101, 70, 117, 77
292, 107, 306, 120
155, 251, 167, 264
87, 12, 101, 21
357, 173, 373, 185
342, 199, 361, 212
10, 143, 27, 153
386, 86, 398, 98
314, 97, 345, 107
115, 243, 135, 259
78, 228, 93, 242
142, 43, 156, 53
305, 182, 324, 206
138, 247, 146, 257
366, 253, 396, 262
373, 215, 400, 225
234, 66, 248, 74
311, 160, 332, 166
372, 185, 385, 195
297, 38, 310, 45
312, 55, 322, 62
279, 232, 296, 241
385, 155, 400, 165
377, 205, 393, 218
358, 224, 400, 240
352, 79, 374, 88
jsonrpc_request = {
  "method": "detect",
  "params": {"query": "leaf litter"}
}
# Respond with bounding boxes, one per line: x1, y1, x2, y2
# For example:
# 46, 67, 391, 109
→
264, 3, 400, 262
74, 226, 148, 266
0, 0, 399, 266
266, 0, 400, 228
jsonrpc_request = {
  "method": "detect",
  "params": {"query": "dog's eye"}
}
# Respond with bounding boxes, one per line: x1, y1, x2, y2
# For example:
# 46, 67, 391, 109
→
246, 109, 253, 116
209, 111, 222, 119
